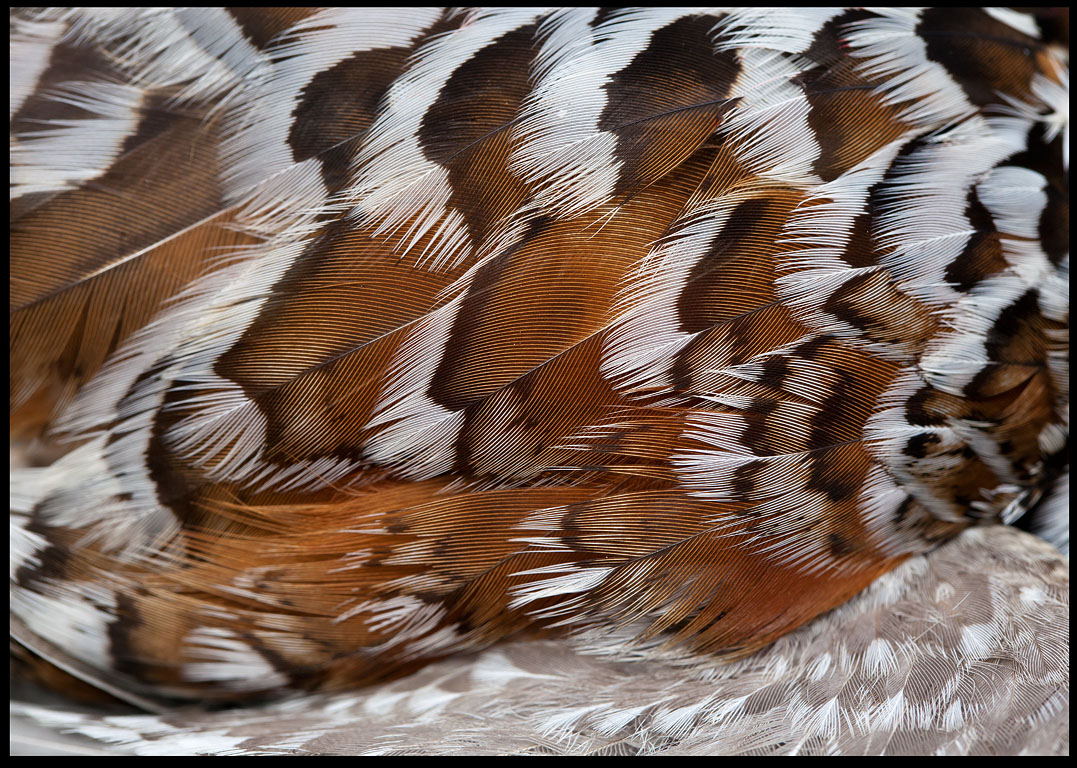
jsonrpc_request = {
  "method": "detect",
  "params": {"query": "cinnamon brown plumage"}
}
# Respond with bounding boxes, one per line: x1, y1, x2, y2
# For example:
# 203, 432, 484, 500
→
10, 6, 1068, 728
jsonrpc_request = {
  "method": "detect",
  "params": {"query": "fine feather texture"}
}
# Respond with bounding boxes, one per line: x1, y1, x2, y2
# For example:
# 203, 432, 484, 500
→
10, 527, 1069, 755
8, 5, 1069, 752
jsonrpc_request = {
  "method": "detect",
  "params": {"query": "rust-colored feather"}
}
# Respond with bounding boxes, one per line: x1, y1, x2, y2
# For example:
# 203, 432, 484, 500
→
9, 8, 1069, 752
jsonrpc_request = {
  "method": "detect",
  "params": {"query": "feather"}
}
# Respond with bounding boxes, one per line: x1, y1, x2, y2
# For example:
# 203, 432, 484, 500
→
9, 5, 1069, 755
10, 527, 1068, 755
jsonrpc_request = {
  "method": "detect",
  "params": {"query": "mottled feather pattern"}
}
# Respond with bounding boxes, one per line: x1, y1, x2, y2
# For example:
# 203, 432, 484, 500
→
9, 6, 1069, 754
10, 528, 1069, 755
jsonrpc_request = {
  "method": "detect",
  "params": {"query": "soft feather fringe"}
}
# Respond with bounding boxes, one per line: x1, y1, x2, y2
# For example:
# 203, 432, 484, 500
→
11, 526, 1068, 755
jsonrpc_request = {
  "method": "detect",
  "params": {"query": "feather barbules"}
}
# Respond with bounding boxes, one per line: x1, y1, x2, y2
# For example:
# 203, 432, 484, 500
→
9, 6, 1069, 709
10, 526, 1069, 755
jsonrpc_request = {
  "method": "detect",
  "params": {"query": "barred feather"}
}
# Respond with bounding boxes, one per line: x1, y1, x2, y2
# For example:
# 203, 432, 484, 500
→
10, 6, 1069, 754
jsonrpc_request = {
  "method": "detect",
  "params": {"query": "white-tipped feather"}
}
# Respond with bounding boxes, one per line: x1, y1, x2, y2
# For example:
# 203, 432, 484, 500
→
9, 7, 1068, 756
844, 8, 975, 128
601, 196, 737, 388
348, 8, 545, 267
9, 17, 65, 119
509, 8, 712, 218
10, 82, 145, 199
711, 8, 843, 54
721, 49, 821, 184
222, 8, 445, 202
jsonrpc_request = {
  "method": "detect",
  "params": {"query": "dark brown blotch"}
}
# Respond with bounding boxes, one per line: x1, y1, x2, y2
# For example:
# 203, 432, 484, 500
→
678, 197, 779, 333
918, 7, 1044, 107
418, 23, 540, 246
226, 7, 323, 50
945, 187, 1007, 292
601, 15, 740, 192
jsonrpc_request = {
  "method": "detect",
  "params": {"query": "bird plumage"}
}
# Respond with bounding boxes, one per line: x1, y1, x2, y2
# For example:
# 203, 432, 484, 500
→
9, 5, 1069, 751
10, 526, 1070, 755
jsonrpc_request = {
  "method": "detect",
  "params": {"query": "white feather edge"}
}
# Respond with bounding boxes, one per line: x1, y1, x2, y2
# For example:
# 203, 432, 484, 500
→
220, 7, 444, 202
9, 16, 65, 120
10, 81, 145, 199
347, 7, 546, 269
508, 8, 717, 219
